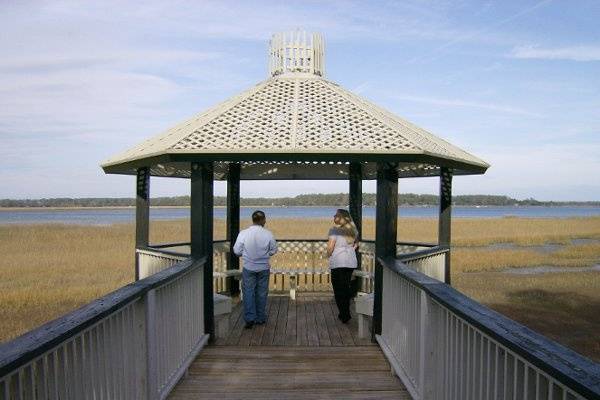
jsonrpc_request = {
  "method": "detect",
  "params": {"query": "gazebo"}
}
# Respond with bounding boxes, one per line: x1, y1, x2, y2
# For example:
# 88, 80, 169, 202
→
4, 31, 598, 400
101, 31, 489, 340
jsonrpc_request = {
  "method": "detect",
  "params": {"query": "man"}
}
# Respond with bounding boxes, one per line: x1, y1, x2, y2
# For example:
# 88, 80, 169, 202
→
233, 210, 277, 329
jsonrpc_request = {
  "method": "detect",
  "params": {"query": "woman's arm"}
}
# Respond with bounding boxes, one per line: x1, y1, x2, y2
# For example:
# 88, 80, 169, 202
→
327, 236, 336, 257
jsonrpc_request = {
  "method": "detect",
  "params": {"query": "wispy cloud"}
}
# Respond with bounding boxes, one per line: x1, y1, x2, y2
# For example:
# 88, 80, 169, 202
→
407, 0, 553, 63
391, 95, 542, 117
510, 45, 600, 62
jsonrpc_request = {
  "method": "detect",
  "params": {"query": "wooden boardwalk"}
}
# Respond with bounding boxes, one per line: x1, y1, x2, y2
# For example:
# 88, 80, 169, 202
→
169, 294, 409, 399
214, 294, 373, 347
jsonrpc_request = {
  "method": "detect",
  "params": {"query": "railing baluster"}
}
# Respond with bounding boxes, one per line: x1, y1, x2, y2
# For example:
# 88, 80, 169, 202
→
376, 256, 598, 400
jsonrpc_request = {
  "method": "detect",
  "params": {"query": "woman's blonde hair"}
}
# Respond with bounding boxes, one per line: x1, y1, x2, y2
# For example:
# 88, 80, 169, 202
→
334, 209, 358, 244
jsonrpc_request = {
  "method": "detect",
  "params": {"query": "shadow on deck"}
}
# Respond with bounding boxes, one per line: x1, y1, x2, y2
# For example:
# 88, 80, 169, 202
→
169, 294, 410, 399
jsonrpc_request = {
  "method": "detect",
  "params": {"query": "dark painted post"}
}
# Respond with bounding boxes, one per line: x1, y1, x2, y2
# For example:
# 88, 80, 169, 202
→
439, 167, 453, 285
226, 163, 241, 296
349, 162, 363, 295
349, 162, 363, 242
191, 162, 214, 340
135, 167, 150, 281
373, 162, 398, 340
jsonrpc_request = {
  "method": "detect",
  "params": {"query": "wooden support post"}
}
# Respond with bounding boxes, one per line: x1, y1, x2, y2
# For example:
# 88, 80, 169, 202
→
438, 167, 453, 285
373, 162, 398, 340
191, 162, 214, 340
349, 162, 363, 295
226, 163, 241, 296
135, 167, 150, 281
349, 162, 363, 242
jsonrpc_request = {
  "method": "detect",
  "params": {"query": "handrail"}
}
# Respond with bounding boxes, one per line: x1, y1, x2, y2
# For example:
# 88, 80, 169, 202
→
377, 256, 600, 399
139, 246, 189, 258
148, 239, 438, 250
149, 241, 193, 249
362, 239, 437, 248
0, 256, 205, 378
396, 245, 449, 263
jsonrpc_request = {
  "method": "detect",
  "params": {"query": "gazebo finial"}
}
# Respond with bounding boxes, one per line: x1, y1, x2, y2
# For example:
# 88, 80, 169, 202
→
269, 30, 324, 77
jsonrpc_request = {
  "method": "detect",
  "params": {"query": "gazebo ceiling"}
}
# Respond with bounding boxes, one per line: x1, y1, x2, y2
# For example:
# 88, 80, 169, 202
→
101, 31, 489, 180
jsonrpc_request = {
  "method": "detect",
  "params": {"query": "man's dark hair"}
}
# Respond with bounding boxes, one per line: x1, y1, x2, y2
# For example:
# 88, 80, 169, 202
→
252, 210, 266, 224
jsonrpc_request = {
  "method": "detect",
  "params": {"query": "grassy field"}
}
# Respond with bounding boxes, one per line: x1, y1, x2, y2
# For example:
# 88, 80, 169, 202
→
1, 216, 599, 361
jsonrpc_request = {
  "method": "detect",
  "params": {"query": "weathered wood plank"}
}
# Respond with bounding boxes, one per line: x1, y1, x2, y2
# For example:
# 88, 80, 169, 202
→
304, 296, 320, 347
169, 345, 409, 400
319, 297, 343, 346
313, 296, 332, 346
295, 297, 308, 346
284, 297, 297, 346
260, 296, 281, 346
328, 298, 355, 346
224, 302, 245, 346
272, 297, 289, 345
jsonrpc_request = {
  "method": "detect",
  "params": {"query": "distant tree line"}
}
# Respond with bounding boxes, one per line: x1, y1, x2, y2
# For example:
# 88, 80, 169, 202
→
1, 194, 598, 208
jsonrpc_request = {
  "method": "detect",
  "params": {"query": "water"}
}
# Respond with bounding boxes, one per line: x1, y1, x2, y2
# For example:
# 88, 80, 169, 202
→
0, 205, 599, 225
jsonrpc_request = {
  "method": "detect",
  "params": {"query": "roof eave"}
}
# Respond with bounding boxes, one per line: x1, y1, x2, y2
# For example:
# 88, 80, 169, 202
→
101, 151, 489, 177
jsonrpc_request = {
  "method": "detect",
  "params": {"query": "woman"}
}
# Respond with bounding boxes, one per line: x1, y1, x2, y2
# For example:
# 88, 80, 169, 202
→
327, 209, 358, 323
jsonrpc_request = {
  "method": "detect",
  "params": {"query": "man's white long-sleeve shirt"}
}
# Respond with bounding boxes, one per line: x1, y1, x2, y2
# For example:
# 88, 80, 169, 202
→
233, 224, 278, 271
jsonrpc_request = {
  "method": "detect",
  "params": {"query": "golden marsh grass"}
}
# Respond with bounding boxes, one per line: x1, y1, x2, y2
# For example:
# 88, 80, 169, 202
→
1, 216, 599, 360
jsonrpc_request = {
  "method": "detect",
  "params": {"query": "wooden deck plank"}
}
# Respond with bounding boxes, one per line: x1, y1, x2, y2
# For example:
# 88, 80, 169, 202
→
260, 296, 281, 345
272, 296, 289, 345
312, 296, 332, 346
319, 296, 343, 346
284, 297, 297, 346
217, 294, 375, 347
328, 298, 355, 346
304, 296, 321, 347
169, 346, 409, 400
224, 299, 245, 346
295, 297, 308, 346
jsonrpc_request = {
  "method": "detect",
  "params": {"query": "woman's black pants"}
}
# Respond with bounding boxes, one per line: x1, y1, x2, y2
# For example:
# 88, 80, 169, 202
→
331, 268, 354, 321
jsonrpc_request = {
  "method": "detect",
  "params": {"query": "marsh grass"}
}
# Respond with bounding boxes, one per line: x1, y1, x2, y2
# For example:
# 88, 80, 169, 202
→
455, 271, 600, 361
1, 216, 600, 360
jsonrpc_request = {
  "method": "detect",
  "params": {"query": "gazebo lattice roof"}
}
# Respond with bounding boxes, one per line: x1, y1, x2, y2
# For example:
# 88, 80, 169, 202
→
101, 31, 489, 180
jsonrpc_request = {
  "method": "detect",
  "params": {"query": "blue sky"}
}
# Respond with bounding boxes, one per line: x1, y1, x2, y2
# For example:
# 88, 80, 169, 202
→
1, 0, 599, 201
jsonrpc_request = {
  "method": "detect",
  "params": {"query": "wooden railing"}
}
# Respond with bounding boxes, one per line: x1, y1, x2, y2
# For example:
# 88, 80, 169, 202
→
141, 240, 436, 294
376, 256, 600, 400
0, 258, 208, 400
397, 246, 448, 282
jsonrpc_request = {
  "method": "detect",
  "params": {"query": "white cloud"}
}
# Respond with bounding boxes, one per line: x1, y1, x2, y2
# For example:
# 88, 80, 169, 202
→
510, 45, 600, 62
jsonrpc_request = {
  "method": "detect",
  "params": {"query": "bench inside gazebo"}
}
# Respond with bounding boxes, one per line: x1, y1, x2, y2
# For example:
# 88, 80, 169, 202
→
1, 31, 598, 400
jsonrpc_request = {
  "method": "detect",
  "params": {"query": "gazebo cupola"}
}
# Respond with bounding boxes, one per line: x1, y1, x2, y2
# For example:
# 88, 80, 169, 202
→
101, 30, 489, 339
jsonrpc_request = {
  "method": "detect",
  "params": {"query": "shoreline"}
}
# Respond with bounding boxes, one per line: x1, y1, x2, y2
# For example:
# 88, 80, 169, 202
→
2, 204, 600, 211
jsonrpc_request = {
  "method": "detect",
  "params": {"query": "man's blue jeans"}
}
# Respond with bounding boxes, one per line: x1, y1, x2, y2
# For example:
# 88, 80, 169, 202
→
242, 268, 270, 323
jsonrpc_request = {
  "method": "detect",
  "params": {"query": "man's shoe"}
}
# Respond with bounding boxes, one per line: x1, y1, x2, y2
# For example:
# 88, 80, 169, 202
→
255, 320, 266, 325
244, 321, 254, 329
